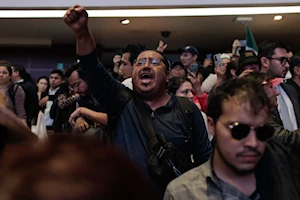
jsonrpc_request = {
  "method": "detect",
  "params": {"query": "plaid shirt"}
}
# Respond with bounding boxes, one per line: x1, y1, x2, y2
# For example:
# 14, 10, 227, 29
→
164, 157, 260, 200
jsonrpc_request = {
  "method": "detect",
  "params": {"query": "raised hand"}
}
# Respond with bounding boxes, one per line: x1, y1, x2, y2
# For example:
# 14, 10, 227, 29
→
64, 5, 89, 35
157, 40, 168, 53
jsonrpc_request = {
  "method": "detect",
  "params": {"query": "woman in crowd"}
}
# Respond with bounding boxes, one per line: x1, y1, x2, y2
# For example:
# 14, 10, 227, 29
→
36, 76, 49, 101
168, 77, 212, 140
0, 63, 26, 125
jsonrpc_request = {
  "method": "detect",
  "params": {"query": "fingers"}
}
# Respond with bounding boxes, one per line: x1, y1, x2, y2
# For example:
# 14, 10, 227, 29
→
68, 117, 76, 126
64, 8, 81, 24
64, 5, 88, 24
76, 121, 89, 132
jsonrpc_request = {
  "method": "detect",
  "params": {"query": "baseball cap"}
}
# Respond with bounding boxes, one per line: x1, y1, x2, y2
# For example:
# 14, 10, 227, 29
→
179, 46, 199, 55
171, 61, 185, 69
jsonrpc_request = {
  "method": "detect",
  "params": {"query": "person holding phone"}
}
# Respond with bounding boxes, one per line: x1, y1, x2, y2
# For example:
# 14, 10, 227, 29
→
179, 45, 199, 71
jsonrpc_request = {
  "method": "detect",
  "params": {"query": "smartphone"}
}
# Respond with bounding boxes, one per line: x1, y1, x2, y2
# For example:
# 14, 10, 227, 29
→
206, 54, 212, 59
213, 53, 222, 68
190, 63, 199, 74
239, 40, 246, 47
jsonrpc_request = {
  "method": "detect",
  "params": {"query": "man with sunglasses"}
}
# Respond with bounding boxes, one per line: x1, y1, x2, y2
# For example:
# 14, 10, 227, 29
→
259, 41, 300, 132
64, 5, 212, 196
164, 78, 300, 200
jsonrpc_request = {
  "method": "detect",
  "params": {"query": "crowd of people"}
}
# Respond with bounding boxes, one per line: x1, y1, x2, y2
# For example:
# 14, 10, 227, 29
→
0, 4, 300, 200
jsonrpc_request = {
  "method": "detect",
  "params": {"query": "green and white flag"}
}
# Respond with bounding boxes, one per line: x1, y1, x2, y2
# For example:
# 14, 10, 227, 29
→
246, 24, 258, 55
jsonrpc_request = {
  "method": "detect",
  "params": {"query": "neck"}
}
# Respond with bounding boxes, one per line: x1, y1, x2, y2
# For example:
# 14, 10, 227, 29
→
292, 76, 300, 87
141, 92, 170, 111
213, 149, 257, 196
13, 77, 22, 83
50, 86, 58, 91
0, 82, 10, 89
260, 67, 268, 74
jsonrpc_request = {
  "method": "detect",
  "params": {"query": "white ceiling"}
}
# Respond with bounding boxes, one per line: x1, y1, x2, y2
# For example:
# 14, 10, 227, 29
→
0, 13, 299, 53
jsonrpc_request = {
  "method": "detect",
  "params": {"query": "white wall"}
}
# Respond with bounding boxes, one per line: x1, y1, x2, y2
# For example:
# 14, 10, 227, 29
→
1, 0, 300, 8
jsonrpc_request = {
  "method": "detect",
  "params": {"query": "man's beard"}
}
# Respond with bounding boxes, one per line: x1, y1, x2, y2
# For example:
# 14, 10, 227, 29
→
215, 145, 256, 175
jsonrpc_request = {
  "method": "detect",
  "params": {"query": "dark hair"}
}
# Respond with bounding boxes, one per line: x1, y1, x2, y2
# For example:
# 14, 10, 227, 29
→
168, 77, 192, 94
0, 63, 12, 76
0, 136, 157, 200
224, 61, 237, 80
123, 44, 146, 65
64, 62, 86, 80
36, 76, 49, 84
207, 78, 271, 123
289, 52, 300, 76
50, 69, 64, 79
258, 40, 289, 62
0, 60, 11, 66
12, 64, 35, 83
243, 72, 273, 85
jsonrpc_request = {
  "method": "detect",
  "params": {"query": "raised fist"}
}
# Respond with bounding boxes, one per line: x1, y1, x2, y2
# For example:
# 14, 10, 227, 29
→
64, 5, 89, 34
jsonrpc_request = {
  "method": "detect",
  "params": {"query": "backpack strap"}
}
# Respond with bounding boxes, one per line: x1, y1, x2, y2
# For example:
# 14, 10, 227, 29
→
8, 84, 19, 111
106, 87, 133, 145
175, 96, 194, 142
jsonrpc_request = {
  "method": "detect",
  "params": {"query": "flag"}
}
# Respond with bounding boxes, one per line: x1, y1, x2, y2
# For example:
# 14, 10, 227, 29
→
245, 24, 258, 55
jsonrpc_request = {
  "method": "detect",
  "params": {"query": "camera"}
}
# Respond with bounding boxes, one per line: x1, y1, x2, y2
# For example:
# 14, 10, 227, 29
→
161, 31, 171, 38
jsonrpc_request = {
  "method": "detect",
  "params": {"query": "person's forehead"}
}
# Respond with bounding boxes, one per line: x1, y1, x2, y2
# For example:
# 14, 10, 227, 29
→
180, 81, 193, 88
181, 52, 193, 56
0, 66, 8, 72
40, 79, 48, 83
137, 50, 163, 59
50, 73, 60, 78
172, 65, 184, 69
69, 70, 80, 80
274, 47, 288, 56
122, 52, 131, 61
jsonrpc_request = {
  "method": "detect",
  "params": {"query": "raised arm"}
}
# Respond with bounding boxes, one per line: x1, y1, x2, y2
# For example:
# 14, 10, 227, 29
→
64, 5, 95, 56
64, 5, 126, 116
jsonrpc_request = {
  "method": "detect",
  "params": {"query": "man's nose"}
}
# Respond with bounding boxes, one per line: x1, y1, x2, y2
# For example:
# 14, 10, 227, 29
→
243, 130, 259, 149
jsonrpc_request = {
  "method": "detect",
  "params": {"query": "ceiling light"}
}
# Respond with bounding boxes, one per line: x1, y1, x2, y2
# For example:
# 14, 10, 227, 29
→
0, 6, 299, 18
234, 16, 253, 22
273, 15, 283, 21
120, 19, 130, 25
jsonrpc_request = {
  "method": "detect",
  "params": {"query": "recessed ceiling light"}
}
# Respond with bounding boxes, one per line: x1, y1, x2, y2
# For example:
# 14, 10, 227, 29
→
273, 15, 283, 21
120, 19, 130, 25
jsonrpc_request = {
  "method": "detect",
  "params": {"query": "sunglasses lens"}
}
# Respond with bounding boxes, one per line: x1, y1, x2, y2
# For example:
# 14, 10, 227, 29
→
231, 124, 250, 140
256, 125, 274, 141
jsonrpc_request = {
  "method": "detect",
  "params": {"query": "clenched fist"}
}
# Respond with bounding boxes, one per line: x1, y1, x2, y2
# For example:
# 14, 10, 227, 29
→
64, 5, 89, 35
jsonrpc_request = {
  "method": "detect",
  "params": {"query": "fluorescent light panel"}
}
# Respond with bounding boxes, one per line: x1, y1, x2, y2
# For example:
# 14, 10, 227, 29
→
0, 6, 300, 18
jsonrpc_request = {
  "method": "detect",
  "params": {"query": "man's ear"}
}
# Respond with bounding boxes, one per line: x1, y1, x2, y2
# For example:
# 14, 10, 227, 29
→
13, 70, 19, 77
260, 57, 269, 69
193, 54, 198, 62
165, 70, 170, 82
207, 117, 216, 137
294, 66, 300, 75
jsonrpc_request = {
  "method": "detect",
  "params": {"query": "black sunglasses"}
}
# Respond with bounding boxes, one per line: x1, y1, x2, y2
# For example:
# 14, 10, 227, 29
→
220, 121, 274, 141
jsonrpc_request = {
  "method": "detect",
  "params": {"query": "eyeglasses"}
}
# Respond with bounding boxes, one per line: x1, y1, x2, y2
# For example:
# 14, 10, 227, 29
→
135, 58, 162, 67
68, 82, 80, 90
220, 121, 274, 141
267, 57, 289, 66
